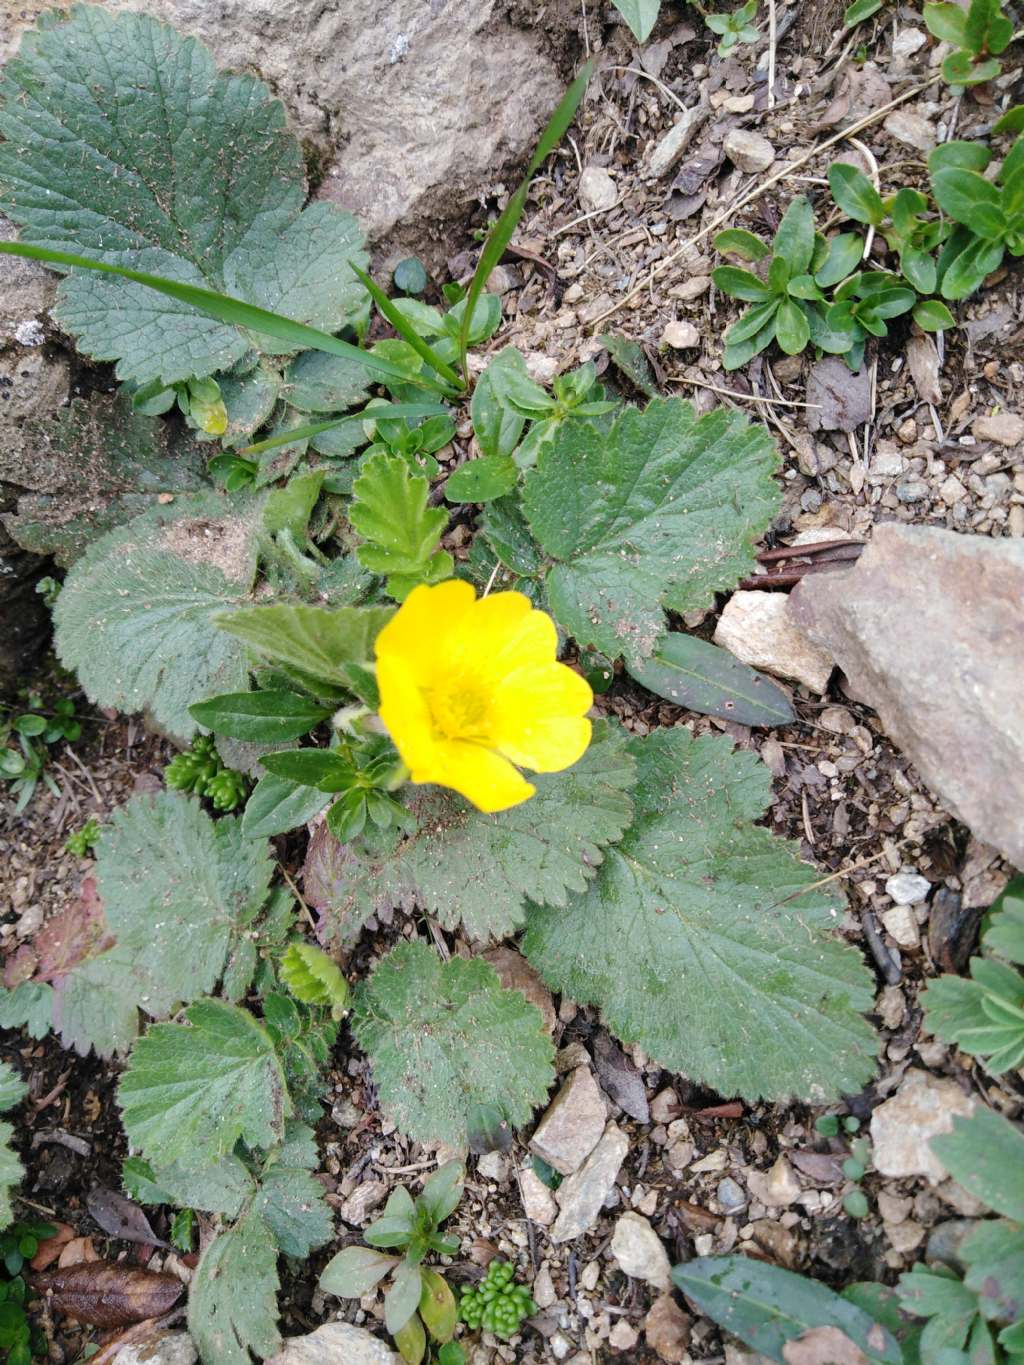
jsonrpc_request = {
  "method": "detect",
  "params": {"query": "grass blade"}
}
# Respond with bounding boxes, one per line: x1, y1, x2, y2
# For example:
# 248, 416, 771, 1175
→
350, 264, 463, 390
0, 241, 449, 395
457, 61, 593, 381
240, 401, 449, 456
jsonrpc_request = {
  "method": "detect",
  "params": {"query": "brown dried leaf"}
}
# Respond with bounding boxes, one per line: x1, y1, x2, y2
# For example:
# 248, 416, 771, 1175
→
592, 1031, 650, 1123
906, 334, 941, 406
788, 1151, 845, 1185
783, 1325, 870, 1364
33, 1262, 184, 1328
87, 1188, 167, 1248
31, 1224, 76, 1271
806, 359, 871, 433
57, 1237, 100, 1268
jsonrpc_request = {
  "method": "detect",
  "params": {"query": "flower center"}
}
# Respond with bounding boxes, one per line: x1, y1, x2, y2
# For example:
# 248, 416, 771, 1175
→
427, 677, 492, 743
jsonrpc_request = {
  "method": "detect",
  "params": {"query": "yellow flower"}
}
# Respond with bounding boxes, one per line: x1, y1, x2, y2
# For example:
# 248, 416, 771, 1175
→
375, 579, 593, 813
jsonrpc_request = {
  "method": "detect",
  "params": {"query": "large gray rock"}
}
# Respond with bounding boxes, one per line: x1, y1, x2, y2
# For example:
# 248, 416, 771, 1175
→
268, 1323, 398, 1364
789, 524, 1024, 865
97, 0, 572, 254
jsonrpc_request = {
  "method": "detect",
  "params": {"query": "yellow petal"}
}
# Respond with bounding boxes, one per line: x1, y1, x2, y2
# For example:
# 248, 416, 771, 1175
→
492, 662, 592, 772
495, 716, 593, 773
376, 654, 438, 772
412, 740, 536, 813
447, 593, 557, 682
375, 579, 476, 684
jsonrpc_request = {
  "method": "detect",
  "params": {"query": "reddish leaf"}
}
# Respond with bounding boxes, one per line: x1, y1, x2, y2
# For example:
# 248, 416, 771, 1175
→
30, 1224, 76, 1271
33, 1262, 184, 1327
3, 944, 39, 988
33, 877, 114, 981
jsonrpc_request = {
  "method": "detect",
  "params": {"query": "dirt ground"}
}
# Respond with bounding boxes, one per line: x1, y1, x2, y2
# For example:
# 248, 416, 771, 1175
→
2, 0, 1023, 1361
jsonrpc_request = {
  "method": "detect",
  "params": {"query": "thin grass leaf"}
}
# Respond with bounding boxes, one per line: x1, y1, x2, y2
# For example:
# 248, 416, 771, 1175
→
0, 242, 449, 395
457, 62, 593, 380
239, 402, 448, 456
350, 264, 463, 390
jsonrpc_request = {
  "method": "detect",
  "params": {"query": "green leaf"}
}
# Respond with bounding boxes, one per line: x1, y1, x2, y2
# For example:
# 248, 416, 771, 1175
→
420, 1161, 465, 1226
352, 942, 554, 1147
351, 265, 462, 390
772, 197, 816, 276
0, 8, 367, 388
263, 470, 325, 543
930, 1108, 1024, 1221
815, 233, 865, 288
216, 602, 392, 693
386, 1262, 423, 1336
522, 398, 780, 665
305, 720, 636, 944
913, 298, 955, 332
929, 141, 993, 174
471, 352, 528, 460
444, 455, 519, 503
261, 749, 354, 792
190, 691, 332, 743
242, 774, 331, 839
0, 1063, 27, 1230
126, 1154, 255, 1216
932, 169, 1002, 228
350, 453, 453, 600
627, 633, 795, 726
775, 299, 811, 354
320, 1246, 401, 1299
255, 1163, 334, 1257
924, 1, 970, 43
939, 233, 1004, 300
897, 1264, 985, 1358
280, 943, 349, 1016
994, 106, 1024, 134
983, 876, 1024, 962
188, 1208, 281, 1365
673, 1257, 902, 1363
53, 492, 264, 742
961, 1216, 1024, 1329
523, 728, 878, 1101
0, 982, 54, 1040
714, 228, 771, 261
598, 334, 659, 397
52, 948, 145, 1060
829, 164, 886, 226
922, 957, 1024, 1074
712, 266, 773, 301
119, 999, 289, 1169
844, 0, 884, 25
611, 0, 662, 41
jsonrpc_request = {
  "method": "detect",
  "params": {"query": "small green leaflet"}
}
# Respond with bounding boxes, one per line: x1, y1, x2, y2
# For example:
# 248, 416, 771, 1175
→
255, 1163, 334, 1258
188, 1208, 281, 1365
190, 691, 333, 744
674, 1257, 902, 1363
897, 1263, 994, 1361
523, 728, 878, 1102
304, 721, 637, 944
522, 399, 780, 665
611, 2, 661, 43
350, 452, 453, 600
627, 633, 795, 726
931, 1108, 1024, 1222
0, 981, 54, 1040
352, 942, 555, 1147
0, 1060, 27, 1230
53, 948, 147, 1059
0, 7, 367, 387
216, 602, 393, 693
54, 492, 264, 742
118, 1000, 289, 1169
242, 774, 331, 839
124, 1153, 255, 1218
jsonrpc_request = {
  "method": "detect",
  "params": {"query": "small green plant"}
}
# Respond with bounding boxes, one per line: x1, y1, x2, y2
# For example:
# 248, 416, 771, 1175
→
1, 696, 80, 813
279, 942, 349, 1019
65, 815, 102, 857
828, 162, 954, 298
458, 1260, 535, 1341
393, 257, 428, 297
705, 0, 760, 56
924, 0, 1014, 85
844, 0, 885, 25
1, 1219, 54, 1365
164, 735, 248, 812
929, 136, 1024, 300
34, 577, 61, 609
320, 1163, 463, 1365
133, 374, 229, 437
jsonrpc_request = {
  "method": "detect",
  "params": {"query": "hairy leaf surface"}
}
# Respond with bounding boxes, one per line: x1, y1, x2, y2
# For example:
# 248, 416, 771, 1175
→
523, 729, 878, 1101
0, 1060, 27, 1229
188, 1208, 281, 1365
305, 721, 636, 944
255, 1163, 334, 1257
522, 399, 780, 663
353, 942, 554, 1146
0, 7, 367, 386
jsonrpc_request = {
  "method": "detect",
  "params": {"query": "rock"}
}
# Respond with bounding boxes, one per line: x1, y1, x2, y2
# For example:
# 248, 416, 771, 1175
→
115, 1334, 197, 1365
926, 1218, 977, 1268
644, 1294, 691, 1363
532, 1263, 557, 1308
578, 165, 618, 213
520, 1166, 558, 1226
885, 872, 931, 905
887, 1220, 925, 1254
97, 0, 567, 251
881, 903, 920, 949
876, 1191, 912, 1224
610, 1212, 671, 1290
789, 524, 1024, 865
482, 946, 556, 1034
883, 110, 936, 152
550, 1122, 628, 1243
892, 27, 927, 59
648, 105, 709, 177
477, 1151, 507, 1183
661, 320, 700, 349
669, 274, 711, 300
717, 1177, 747, 1213
723, 129, 775, 173
0, 216, 57, 346
716, 591, 834, 692
650, 1088, 681, 1124
870, 1069, 974, 1184
746, 1155, 801, 1208
0, 348, 71, 425
267, 1323, 399, 1364
530, 1066, 607, 1176
609, 1321, 639, 1351
973, 411, 1024, 448
339, 1180, 388, 1226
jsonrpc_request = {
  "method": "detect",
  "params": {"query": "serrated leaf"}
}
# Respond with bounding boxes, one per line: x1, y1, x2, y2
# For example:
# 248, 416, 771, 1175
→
522, 399, 780, 665
897, 1264, 985, 1359
444, 455, 518, 503
188, 1207, 281, 1365
255, 1163, 334, 1257
282, 350, 371, 414
124, 1154, 255, 1217
673, 1256, 902, 1363
984, 876, 1024, 963
52, 947, 146, 1059
960, 1216, 1024, 1329
922, 957, 1024, 1074
0, 7, 367, 387
119, 1000, 289, 1169
263, 470, 325, 542
1, 392, 209, 566
0, 1061, 26, 1230
217, 603, 393, 691
627, 633, 795, 725
350, 452, 453, 600
0, 981, 54, 1040
353, 942, 554, 1147
611, 0, 662, 41
280, 943, 349, 1016
242, 774, 331, 839
930, 1109, 1024, 1222
598, 334, 658, 397
523, 728, 878, 1102
54, 492, 264, 742
305, 721, 636, 945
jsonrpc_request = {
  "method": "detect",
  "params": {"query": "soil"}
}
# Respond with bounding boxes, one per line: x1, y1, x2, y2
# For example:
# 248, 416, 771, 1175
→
2, 1, 1023, 1363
